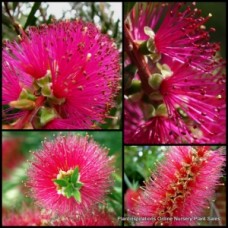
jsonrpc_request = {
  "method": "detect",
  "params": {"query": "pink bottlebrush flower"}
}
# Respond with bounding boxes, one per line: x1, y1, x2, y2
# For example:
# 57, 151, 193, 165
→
3, 20, 120, 129
2, 207, 50, 226
124, 2, 226, 144
124, 100, 144, 144
135, 146, 225, 226
125, 188, 142, 216
128, 2, 220, 72
52, 208, 118, 226
160, 58, 226, 143
124, 100, 196, 144
2, 138, 24, 178
27, 134, 114, 215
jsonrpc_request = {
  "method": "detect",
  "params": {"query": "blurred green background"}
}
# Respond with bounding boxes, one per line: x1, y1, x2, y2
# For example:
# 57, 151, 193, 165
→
2, 131, 122, 219
2, 2, 122, 129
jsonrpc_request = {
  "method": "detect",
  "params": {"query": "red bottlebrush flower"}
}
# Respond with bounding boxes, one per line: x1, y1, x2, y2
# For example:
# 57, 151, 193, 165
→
3, 20, 120, 129
27, 134, 114, 215
160, 59, 226, 143
52, 208, 118, 226
135, 146, 225, 226
2, 138, 24, 178
125, 188, 142, 216
2, 207, 49, 226
128, 2, 220, 72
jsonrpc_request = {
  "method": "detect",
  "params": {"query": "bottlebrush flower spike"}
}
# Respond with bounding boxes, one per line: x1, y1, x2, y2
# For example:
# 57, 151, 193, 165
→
2, 207, 50, 226
27, 134, 114, 215
128, 2, 220, 71
3, 20, 120, 129
125, 188, 142, 216
51, 208, 118, 226
135, 146, 225, 226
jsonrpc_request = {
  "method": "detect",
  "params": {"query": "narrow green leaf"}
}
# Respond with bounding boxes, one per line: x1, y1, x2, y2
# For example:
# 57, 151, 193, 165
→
71, 167, 79, 184
54, 179, 68, 187
13, 2, 19, 12
73, 190, 81, 203
74, 182, 83, 189
64, 185, 74, 198
2, 14, 13, 29
124, 2, 136, 19
41, 84, 52, 97
124, 64, 138, 90
40, 107, 58, 126
24, 2, 41, 29
112, 19, 119, 39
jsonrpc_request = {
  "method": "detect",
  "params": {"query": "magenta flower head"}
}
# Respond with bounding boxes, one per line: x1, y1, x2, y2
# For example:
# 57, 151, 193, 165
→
124, 2, 226, 144
128, 2, 220, 71
3, 20, 120, 129
124, 100, 188, 144
160, 58, 226, 143
27, 134, 114, 215
135, 146, 225, 226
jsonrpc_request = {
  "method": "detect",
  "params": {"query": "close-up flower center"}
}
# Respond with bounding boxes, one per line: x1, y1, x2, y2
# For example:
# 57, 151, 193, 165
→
9, 69, 66, 127
53, 167, 83, 203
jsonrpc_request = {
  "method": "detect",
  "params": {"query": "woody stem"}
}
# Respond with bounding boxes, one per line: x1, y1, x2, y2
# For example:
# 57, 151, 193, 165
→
124, 22, 154, 95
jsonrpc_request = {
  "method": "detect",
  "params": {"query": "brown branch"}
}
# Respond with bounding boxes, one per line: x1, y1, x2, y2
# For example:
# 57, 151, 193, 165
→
3, 2, 22, 35
124, 22, 154, 95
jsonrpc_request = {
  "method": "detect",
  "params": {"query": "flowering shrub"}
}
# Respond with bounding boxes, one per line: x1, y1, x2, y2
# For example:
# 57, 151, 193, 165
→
3, 20, 120, 129
124, 2, 226, 143
124, 146, 225, 226
27, 134, 115, 215
2, 132, 121, 226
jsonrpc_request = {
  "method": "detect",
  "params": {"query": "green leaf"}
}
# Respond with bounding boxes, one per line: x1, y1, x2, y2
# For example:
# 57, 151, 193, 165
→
24, 2, 41, 29
9, 99, 35, 110
36, 74, 50, 88
124, 64, 138, 90
41, 84, 52, 97
124, 2, 136, 19
74, 182, 83, 188
40, 107, 58, 126
113, 19, 119, 39
2, 14, 13, 29
71, 167, 79, 184
73, 190, 81, 203
54, 179, 68, 187
64, 185, 74, 198
13, 2, 19, 12
126, 79, 142, 94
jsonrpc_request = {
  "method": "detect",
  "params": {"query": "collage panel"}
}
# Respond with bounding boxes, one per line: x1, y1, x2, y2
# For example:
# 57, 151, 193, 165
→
124, 2, 226, 144
124, 146, 226, 226
2, 2, 122, 130
2, 131, 122, 226
1, 1, 227, 227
